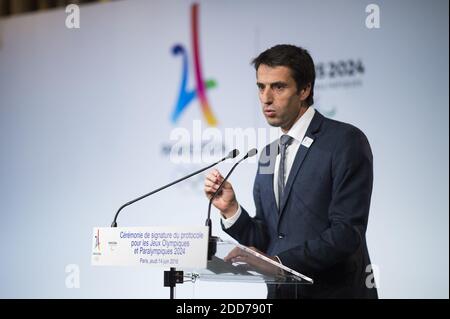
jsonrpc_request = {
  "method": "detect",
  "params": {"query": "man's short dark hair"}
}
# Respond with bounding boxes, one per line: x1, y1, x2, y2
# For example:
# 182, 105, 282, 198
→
252, 44, 315, 106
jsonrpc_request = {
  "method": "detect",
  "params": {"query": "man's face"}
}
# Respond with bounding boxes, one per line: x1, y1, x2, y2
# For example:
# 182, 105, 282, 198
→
256, 64, 308, 132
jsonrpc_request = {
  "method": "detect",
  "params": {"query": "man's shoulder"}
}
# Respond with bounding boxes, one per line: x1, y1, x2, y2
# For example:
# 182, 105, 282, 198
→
320, 114, 369, 143
319, 114, 372, 160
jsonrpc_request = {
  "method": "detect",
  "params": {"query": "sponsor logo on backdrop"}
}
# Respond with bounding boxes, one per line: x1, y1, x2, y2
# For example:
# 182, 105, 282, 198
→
315, 59, 366, 117
170, 3, 218, 126
316, 59, 365, 88
162, 3, 228, 173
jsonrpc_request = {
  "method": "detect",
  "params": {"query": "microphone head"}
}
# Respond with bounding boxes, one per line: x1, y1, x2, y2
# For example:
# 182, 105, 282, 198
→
227, 149, 240, 159
246, 148, 258, 158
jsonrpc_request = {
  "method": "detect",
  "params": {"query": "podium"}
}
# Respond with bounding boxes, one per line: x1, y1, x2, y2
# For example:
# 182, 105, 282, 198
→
185, 238, 312, 283
91, 226, 313, 299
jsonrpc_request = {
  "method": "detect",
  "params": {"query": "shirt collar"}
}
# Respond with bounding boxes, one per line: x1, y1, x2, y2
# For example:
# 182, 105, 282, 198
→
280, 106, 316, 142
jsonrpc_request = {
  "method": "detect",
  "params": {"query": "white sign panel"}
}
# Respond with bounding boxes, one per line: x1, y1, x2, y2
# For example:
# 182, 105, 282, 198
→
91, 226, 208, 268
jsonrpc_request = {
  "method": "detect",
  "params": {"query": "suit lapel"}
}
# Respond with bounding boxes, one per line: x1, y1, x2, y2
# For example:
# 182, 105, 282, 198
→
279, 111, 324, 216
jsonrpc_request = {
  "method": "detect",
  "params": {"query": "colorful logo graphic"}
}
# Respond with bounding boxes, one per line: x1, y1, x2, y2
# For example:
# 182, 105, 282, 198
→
94, 229, 100, 252
171, 4, 218, 126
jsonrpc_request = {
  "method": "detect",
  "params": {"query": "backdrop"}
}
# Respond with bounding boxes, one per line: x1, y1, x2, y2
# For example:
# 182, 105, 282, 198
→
0, 0, 448, 298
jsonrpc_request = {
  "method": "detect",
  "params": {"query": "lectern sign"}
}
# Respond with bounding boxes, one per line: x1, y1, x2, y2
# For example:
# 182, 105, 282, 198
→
91, 226, 208, 268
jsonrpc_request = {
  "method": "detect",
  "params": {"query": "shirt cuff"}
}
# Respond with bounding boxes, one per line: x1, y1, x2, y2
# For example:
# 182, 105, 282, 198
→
221, 204, 242, 229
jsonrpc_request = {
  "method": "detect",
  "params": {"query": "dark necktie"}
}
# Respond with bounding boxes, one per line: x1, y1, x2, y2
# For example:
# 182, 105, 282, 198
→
278, 134, 293, 212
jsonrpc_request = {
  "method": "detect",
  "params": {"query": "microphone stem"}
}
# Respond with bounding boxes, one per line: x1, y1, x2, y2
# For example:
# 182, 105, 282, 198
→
205, 156, 248, 260
111, 157, 226, 227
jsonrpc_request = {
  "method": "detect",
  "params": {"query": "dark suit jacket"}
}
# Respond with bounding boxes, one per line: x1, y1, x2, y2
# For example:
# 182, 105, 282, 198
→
222, 111, 378, 299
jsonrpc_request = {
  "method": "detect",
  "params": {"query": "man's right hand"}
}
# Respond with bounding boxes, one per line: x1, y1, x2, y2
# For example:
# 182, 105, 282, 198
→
204, 169, 238, 218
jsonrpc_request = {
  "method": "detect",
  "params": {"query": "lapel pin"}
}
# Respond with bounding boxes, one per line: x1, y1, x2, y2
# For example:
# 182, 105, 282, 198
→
301, 136, 314, 148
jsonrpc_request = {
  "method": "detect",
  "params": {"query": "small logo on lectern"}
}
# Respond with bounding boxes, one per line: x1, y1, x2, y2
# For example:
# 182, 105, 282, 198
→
94, 229, 101, 252
108, 241, 118, 252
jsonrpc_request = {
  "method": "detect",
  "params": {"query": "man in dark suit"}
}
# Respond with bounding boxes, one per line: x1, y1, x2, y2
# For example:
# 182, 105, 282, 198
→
204, 44, 378, 299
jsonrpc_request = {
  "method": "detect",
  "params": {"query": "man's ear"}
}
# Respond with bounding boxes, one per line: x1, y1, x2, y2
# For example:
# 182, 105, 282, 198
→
299, 83, 311, 102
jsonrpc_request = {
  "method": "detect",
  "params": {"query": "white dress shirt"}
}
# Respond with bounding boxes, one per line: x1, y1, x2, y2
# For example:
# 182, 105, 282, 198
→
222, 107, 316, 229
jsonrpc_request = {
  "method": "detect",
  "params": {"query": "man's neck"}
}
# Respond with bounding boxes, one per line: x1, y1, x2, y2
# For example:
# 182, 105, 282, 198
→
281, 106, 309, 133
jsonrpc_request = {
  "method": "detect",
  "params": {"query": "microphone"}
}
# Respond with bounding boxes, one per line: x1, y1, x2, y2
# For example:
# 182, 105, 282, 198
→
111, 149, 239, 227
206, 148, 258, 259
